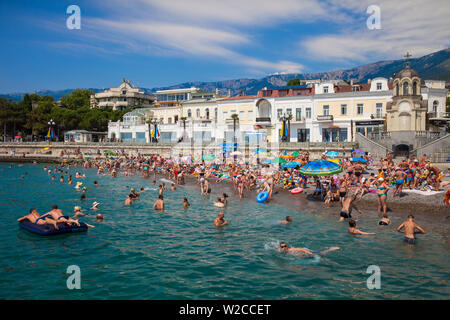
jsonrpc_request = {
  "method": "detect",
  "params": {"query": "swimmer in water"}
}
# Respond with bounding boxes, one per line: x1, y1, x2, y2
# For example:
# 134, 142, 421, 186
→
91, 202, 99, 210
94, 181, 98, 187
96, 214, 103, 222
397, 215, 426, 245
183, 197, 190, 208
140, 187, 145, 193
279, 216, 293, 224
378, 214, 391, 226
73, 206, 84, 218
170, 183, 176, 191
214, 198, 225, 208
41, 205, 81, 227
214, 212, 229, 226
279, 242, 340, 256
348, 219, 375, 235
153, 195, 165, 210
124, 196, 132, 205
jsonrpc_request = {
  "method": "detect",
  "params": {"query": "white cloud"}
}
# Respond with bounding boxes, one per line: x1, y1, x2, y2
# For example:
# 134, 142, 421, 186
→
300, 0, 450, 62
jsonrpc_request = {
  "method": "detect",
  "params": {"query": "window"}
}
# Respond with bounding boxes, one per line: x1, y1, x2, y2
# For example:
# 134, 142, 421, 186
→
403, 82, 409, 95
214, 108, 218, 119
206, 108, 210, 119
376, 83, 382, 90
277, 109, 283, 118
239, 111, 245, 120
323, 105, 329, 116
196, 109, 200, 118
396, 83, 399, 96
352, 86, 360, 92
306, 108, 311, 119
223, 111, 228, 120
376, 103, 383, 118
357, 104, 364, 115
168, 117, 172, 124
286, 108, 292, 116
413, 81, 418, 95
187, 109, 192, 118
323, 86, 329, 93
295, 108, 302, 121
433, 100, 438, 114
341, 104, 347, 115
356, 127, 365, 135
247, 110, 253, 120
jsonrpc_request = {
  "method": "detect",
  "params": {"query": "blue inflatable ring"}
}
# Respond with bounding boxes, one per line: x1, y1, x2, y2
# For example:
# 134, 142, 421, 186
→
257, 192, 269, 203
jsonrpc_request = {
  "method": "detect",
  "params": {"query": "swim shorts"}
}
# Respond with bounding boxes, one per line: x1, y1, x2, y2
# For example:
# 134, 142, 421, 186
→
403, 237, 415, 244
340, 211, 351, 219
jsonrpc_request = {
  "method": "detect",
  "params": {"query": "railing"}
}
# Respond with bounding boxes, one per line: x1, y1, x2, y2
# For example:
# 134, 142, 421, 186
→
316, 115, 333, 121
428, 112, 450, 119
255, 117, 271, 123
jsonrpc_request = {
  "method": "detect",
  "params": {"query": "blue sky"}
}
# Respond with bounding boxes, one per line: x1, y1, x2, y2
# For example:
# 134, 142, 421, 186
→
1, 0, 449, 93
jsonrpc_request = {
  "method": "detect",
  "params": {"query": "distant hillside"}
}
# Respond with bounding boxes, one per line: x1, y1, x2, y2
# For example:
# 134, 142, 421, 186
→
2, 48, 449, 101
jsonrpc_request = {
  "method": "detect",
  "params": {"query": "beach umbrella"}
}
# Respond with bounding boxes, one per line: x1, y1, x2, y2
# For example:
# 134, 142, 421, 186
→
271, 157, 287, 164
291, 151, 299, 157
254, 148, 268, 155
327, 158, 341, 164
230, 151, 242, 156
263, 159, 273, 165
298, 160, 343, 177
282, 161, 300, 168
353, 150, 365, 155
350, 157, 368, 163
326, 151, 340, 158
281, 154, 294, 159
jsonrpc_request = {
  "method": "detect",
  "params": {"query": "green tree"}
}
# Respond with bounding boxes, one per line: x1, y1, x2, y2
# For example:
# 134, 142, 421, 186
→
60, 89, 93, 109
286, 78, 303, 86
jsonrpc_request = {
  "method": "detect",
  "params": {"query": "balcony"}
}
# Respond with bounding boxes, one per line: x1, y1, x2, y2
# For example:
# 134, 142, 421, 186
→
429, 112, 450, 120
316, 115, 333, 121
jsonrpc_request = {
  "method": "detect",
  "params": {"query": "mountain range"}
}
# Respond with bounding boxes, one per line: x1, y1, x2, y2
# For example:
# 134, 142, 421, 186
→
2, 48, 449, 102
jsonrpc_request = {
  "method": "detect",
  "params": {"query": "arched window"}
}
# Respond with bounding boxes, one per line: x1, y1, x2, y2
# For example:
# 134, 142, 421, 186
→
205, 108, 210, 119
214, 108, 218, 119
413, 81, 418, 95
187, 109, 192, 118
403, 81, 409, 96
168, 117, 172, 124
395, 83, 399, 96
196, 108, 200, 118
433, 100, 439, 114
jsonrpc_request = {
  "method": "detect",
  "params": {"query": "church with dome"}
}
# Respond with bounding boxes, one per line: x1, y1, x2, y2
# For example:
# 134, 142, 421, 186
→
386, 54, 428, 132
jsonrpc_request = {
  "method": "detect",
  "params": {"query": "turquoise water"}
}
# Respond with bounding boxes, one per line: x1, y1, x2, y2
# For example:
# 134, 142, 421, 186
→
0, 163, 449, 299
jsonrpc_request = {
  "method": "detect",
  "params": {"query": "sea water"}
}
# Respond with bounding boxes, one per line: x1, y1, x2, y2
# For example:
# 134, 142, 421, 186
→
0, 163, 449, 299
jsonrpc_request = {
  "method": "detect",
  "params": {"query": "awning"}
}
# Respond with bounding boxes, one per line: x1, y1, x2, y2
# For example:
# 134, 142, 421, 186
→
328, 125, 340, 129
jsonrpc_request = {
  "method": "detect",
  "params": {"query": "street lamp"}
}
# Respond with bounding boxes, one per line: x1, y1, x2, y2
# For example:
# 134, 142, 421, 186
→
47, 119, 56, 142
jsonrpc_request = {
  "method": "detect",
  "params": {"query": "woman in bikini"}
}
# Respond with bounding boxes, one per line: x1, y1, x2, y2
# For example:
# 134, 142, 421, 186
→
376, 178, 389, 218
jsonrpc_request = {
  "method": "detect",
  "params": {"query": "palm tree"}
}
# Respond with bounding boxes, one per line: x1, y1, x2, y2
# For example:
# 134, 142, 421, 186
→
231, 114, 239, 162
287, 113, 293, 142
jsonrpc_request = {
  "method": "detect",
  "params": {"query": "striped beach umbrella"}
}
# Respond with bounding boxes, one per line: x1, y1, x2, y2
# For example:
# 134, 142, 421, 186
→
350, 157, 368, 163
298, 160, 343, 176
326, 151, 340, 158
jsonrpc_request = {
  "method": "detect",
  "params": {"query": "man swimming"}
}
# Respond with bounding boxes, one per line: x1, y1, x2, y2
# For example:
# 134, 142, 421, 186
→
279, 216, 293, 224
348, 219, 375, 235
397, 215, 426, 244
214, 212, 229, 226
183, 197, 190, 208
339, 194, 363, 221
279, 242, 340, 256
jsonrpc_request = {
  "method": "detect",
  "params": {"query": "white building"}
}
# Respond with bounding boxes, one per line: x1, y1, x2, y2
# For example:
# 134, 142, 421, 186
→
90, 79, 154, 110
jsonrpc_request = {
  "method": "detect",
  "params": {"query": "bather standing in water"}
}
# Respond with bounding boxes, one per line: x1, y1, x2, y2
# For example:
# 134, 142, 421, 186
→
153, 195, 165, 210
279, 216, 293, 224
214, 212, 229, 226
397, 215, 426, 244
339, 194, 363, 221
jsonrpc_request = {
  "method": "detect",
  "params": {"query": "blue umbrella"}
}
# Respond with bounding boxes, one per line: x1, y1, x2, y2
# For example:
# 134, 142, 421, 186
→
298, 160, 343, 177
282, 161, 300, 168
326, 151, 340, 158
263, 159, 272, 164
351, 157, 368, 163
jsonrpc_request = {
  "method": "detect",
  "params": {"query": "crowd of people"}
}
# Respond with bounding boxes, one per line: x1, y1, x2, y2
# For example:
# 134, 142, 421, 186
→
15, 147, 450, 247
